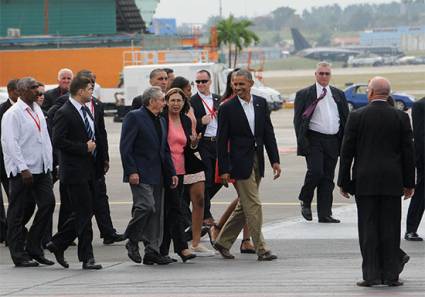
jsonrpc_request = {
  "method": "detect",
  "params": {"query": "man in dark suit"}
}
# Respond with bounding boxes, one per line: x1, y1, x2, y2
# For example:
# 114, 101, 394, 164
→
46, 74, 102, 270
47, 71, 124, 245
0, 78, 19, 243
190, 69, 222, 225
338, 77, 415, 287
405, 96, 425, 241
131, 69, 168, 110
294, 61, 349, 223
213, 69, 281, 261
121, 86, 177, 265
41, 68, 73, 113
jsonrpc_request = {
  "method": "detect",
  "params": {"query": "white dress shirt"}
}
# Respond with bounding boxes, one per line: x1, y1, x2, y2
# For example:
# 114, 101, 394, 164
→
1, 98, 53, 177
69, 97, 95, 138
309, 82, 340, 135
238, 95, 255, 136
198, 92, 218, 137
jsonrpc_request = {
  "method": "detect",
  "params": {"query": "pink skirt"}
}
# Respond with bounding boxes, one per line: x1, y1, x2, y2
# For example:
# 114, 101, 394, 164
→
184, 171, 206, 185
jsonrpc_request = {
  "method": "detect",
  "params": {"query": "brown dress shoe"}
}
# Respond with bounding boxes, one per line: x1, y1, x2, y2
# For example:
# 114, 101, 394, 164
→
258, 251, 277, 261
213, 242, 235, 259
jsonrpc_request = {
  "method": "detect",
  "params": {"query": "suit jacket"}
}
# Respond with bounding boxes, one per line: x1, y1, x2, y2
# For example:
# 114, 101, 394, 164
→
42, 86, 68, 113
48, 95, 109, 178
53, 100, 100, 184
0, 99, 13, 180
131, 95, 142, 110
120, 107, 176, 185
293, 84, 349, 156
337, 100, 415, 196
412, 97, 425, 170
190, 92, 221, 136
163, 111, 205, 175
217, 95, 280, 180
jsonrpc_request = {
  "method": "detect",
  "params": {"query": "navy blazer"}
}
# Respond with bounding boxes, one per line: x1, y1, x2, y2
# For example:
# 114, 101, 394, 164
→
217, 95, 280, 180
120, 107, 176, 185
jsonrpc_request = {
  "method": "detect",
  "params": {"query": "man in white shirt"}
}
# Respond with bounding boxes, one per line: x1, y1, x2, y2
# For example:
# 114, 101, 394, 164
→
1, 77, 55, 267
293, 62, 349, 223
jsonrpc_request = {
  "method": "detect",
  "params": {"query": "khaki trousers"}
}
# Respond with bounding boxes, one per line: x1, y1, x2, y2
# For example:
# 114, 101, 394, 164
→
216, 156, 267, 255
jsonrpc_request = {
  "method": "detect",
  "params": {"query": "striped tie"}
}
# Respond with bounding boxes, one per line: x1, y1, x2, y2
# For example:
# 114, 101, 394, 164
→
81, 106, 96, 157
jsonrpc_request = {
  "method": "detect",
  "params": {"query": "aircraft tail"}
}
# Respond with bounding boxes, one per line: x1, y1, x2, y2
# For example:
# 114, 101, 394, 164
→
291, 28, 311, 52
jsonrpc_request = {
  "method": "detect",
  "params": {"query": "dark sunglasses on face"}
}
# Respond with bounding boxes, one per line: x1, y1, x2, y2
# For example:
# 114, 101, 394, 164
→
318, 72, 331, 76
30, 85, 39, 90
195, 80, 209, 84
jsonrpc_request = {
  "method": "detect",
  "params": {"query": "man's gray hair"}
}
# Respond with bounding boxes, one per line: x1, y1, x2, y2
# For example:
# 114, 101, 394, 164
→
57, 68, 73, 80
17, 77, 36, 92
316, 61, 332, 69
233, 68, 253, 81
142, 86, 164, 107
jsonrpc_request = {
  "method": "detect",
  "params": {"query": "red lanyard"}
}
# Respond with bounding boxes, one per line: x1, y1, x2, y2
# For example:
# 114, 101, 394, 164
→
26, 108, 41, 132
200, 96, 216, 119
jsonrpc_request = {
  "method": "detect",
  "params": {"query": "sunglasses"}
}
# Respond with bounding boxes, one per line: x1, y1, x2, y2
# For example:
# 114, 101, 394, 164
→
30, 85, 39, 89
195, 80, 209, 84
318, 72, 331, 76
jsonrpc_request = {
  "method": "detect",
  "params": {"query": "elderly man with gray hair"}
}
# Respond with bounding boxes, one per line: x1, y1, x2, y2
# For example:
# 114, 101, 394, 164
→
294, 61, 349, 223
41, 68, 73, 112
1, 77, 55, 267
120, 86, 178, 265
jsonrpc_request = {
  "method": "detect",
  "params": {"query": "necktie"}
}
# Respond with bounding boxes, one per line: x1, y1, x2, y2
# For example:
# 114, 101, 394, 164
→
81, 106, 96, 157
302, 87, 327, 119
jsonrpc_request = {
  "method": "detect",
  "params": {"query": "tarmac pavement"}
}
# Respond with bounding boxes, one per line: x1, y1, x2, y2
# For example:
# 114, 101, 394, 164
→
0, 109, 424, 296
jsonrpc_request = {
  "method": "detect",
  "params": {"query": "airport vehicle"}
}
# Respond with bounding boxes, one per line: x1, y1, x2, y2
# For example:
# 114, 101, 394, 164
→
344, 84, 415, 111
347, 54, 384, 67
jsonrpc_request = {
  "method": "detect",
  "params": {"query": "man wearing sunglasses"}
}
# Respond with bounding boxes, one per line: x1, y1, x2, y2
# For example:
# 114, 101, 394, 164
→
190, 69, 222, 226
293, 61, 349, 223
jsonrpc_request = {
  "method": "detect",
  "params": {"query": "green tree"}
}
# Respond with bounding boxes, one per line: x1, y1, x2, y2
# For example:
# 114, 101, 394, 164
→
217, 16, 259, 68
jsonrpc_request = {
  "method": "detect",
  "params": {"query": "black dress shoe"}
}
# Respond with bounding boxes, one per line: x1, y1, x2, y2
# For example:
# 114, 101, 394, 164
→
213, 242, 235, 259
103, 233, 125, 245
318, 216, 340, 223
15, 259, 39, 267
300, 202, 312, 221
31, 255, 55, 266
356, 280, 381, 287
399, 254, 410, 273
143, 253, 172, 265
46, 241, 69, 268
257, 251, 278, 261
125, 241, 141, 263
178, 252, 196, 263
404, 232, 423, 241
383, 280, 403, 287
82, 258, 102, 270
163, 255, 178, 262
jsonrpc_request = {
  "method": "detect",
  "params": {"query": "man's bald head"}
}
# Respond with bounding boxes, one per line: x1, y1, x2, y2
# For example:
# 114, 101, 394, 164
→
367, 76, 391, 101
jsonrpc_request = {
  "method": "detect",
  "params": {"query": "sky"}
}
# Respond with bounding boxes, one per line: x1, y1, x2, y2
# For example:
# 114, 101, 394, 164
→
154, 0, 398, 24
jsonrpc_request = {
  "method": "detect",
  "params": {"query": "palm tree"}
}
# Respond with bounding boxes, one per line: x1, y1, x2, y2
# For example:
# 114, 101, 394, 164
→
217, 16, 259, 68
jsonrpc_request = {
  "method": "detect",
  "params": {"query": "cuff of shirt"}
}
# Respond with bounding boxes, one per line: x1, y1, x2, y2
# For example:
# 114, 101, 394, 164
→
18, 164, 29, 173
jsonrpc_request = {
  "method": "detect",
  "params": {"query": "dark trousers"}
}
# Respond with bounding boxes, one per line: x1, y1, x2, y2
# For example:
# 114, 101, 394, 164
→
58, 181, 72, 232
406, 166, 424, 233
298, 131, 338, 217
7, 173, 55, 264
0, 172, 9, 242
51, 180, 95, 262
198, 139, 222, 220
356, 195, 402, 282
160, 175, 188, 255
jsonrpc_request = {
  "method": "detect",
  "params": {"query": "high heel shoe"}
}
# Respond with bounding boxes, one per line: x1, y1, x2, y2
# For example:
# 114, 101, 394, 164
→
178, 252, 197, 263
209, 223, 221, 246
240, 238, 256, 254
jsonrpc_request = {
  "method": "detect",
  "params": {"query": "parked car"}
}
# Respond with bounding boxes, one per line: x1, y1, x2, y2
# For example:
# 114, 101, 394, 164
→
344, 84, 415, 111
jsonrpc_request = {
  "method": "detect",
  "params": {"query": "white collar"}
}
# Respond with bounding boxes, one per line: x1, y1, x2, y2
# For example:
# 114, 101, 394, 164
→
16, 98, 35, 111
238, 95, 253, 105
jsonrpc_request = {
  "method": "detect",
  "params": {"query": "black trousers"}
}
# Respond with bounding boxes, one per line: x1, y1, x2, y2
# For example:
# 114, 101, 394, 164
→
7, 173, 55, 264
51, 180, 95, 262
406, 166, 424, 233
298, 131, 338, 217
0, 172, 9, 243
58, 176, 116, 238
160, 175, 188, 255
355, 195, 402, 282
198, 139, 222, 220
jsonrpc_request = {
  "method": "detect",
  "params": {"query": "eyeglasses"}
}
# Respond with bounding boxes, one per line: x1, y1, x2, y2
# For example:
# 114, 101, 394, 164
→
30, 85, 39, 90
195, 80, 209, 84
318, 72, 331, 76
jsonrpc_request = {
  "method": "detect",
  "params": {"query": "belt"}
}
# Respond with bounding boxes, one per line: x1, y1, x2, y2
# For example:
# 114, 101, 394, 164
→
203, 136, 216, 142
308, 130, 338, 139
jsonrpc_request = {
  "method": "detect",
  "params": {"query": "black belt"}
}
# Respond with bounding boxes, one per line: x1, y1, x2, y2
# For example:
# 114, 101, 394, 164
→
308, 130, 338, 139
203, 136, 216, 142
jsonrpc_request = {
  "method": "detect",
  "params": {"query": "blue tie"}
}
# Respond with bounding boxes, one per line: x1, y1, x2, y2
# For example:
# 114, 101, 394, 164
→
81, 106, 96, 157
